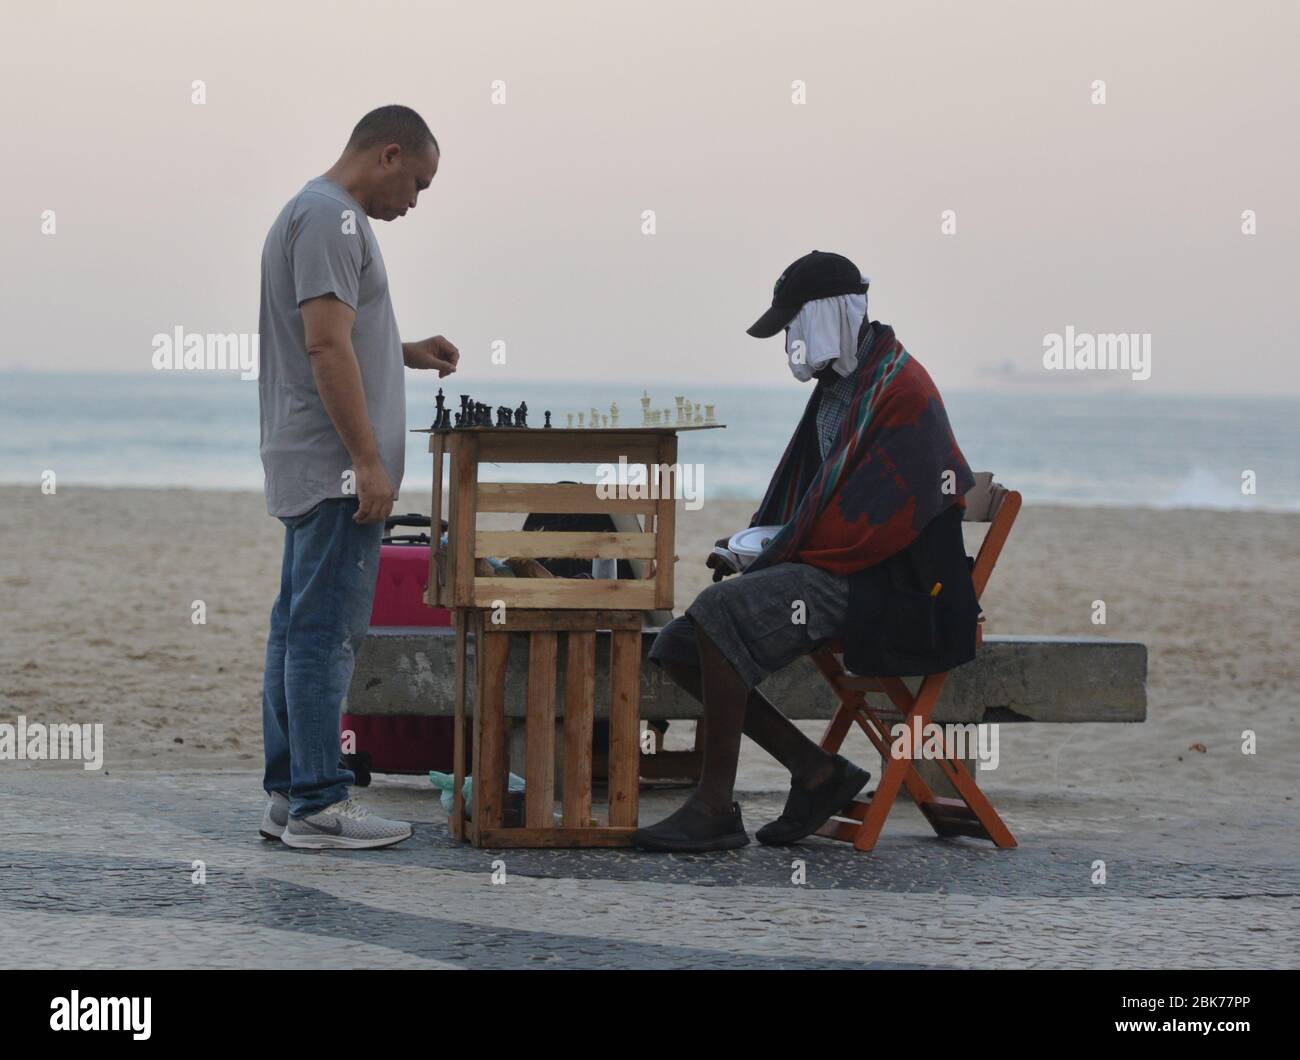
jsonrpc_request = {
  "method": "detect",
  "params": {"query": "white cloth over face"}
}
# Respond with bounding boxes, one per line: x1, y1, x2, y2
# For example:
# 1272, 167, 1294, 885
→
783, 287, 869, 382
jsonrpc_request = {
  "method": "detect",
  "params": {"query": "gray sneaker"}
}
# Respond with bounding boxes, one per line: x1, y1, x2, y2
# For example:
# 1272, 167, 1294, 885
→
280, 796, 413, 850
260, 791, 290, 840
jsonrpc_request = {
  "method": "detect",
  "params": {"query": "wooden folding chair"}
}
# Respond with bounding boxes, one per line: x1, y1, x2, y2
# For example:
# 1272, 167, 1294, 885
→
810, 472, 1021, 850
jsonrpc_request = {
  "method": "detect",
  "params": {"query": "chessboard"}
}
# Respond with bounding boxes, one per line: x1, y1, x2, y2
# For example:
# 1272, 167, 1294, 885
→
413, 388, 725, 433
413, 424, 724, 434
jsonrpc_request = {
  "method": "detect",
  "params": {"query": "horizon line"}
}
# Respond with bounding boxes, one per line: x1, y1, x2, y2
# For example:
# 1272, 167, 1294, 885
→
1, 366, 1298, 402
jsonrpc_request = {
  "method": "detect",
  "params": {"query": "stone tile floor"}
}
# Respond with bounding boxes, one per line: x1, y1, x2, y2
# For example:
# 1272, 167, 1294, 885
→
2, 766, 1296, 968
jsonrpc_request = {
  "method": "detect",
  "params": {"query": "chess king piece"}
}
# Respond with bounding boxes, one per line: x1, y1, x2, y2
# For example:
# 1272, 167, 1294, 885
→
516, 401, 528, 428
543, 410, 552, 428
640, 389, 651, 426
705, 404, 716, 423
610, 401, 619, 428
435, 387, 445, 418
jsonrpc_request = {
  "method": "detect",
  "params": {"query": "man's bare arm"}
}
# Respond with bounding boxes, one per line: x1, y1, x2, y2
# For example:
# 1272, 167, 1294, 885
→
301, 294, 395, 525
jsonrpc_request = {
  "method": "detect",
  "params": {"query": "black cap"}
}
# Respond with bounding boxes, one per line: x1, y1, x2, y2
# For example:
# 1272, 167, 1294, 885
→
746, 250, 869, 338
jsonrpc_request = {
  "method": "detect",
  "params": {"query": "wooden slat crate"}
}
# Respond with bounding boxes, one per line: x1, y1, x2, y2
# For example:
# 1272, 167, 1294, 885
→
416, 423, 721, 848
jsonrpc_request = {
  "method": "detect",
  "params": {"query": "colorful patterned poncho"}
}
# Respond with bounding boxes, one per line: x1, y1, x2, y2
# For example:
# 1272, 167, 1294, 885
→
746, 322, 974, 577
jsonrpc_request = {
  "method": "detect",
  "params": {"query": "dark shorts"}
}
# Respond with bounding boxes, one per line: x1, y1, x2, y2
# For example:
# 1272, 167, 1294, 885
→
648, 562, 849, 690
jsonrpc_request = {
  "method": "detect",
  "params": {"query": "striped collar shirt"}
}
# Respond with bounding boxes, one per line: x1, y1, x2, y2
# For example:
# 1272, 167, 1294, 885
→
815, 324, 874, 459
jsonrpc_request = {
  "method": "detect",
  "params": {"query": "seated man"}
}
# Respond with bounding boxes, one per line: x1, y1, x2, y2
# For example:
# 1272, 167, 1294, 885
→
634, 250, 980, 852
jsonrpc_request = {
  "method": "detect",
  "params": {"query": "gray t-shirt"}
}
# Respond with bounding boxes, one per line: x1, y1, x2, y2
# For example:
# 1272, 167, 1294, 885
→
258, 177, 405, 517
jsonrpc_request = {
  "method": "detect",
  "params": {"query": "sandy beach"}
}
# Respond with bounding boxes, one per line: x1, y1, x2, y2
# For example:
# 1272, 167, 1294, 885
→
3, 483, 1298, 817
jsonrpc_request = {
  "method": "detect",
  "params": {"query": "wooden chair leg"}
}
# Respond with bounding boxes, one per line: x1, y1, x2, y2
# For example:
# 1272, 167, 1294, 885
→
933, 755, 1017, 848
818, 701, 856, 755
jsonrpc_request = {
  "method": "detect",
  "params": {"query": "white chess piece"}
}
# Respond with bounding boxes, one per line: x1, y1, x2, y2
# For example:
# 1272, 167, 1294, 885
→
566, 412, 574, 428
577, 412, 585, 428
705, 404, 716, 424
610, 401, 619, 428
640, 389, 651, 426
674, 395, 685, 424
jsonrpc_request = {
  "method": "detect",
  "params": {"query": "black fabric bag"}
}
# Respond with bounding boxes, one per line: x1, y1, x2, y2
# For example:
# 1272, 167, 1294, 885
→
841, 505, 980, 677
520, 508, 636, 580
521, 503, 667, 740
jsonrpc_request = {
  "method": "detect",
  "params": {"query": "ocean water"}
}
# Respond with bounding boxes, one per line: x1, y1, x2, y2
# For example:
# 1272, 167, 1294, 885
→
1, 371, 1297, 512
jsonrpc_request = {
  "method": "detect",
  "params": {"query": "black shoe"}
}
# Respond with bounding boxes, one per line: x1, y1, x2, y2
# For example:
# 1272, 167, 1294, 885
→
632, 799, 750, 852
756, 755, 871, 846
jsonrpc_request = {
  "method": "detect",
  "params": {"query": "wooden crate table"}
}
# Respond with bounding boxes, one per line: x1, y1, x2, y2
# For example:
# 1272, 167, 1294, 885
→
418, 423, 721, 848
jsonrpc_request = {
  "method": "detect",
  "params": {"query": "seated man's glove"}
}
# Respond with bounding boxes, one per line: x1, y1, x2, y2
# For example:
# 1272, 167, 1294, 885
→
705, 536, 741, 583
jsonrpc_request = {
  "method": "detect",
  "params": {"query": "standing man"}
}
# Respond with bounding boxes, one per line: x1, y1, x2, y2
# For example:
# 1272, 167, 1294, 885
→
257, 105, 459, 849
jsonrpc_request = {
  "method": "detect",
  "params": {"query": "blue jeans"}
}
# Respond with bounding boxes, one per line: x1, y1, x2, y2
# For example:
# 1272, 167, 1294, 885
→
262, 498, 383, 817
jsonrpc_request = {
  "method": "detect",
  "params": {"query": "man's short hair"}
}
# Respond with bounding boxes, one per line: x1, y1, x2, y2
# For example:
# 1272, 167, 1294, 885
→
347, 105, 439, 156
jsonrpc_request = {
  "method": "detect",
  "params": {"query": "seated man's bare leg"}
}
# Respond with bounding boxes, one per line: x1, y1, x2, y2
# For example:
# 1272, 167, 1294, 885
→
632, 630, 755, 850
660, 659, 833, 784
690, 630, 749, 813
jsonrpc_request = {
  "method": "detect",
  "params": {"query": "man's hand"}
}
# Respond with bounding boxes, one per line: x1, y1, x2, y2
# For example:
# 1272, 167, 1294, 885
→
403, 335, 460, 376
705, 535, 741, 582
353, 458, 397, 525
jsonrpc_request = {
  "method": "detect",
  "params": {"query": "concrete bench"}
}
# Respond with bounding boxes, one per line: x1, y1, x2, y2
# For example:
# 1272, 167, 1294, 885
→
350, 627, 1146, 723
348, 627, 1147, 784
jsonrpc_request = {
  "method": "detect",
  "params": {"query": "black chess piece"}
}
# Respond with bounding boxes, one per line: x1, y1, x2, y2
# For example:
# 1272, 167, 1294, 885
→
453, 411, 462, 428
543, 410, 552, 428
435, 387, 445, 418
515, 401, 528, 428
459, 394, 470, 421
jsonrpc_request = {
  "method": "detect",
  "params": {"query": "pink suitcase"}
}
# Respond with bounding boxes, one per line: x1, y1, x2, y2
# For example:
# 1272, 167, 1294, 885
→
341, 514, 465, 784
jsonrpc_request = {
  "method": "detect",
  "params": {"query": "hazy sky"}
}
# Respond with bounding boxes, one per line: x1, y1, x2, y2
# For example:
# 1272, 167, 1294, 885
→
3, 0, 1297, 393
